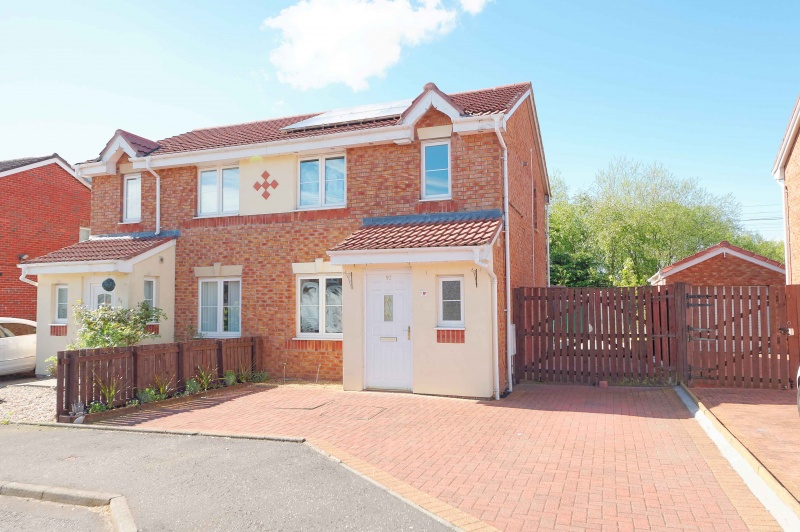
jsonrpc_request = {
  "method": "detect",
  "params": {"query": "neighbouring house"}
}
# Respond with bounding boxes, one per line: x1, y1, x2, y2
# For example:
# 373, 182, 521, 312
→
20, 82, 550, 399
0, 154, 91, 322
774, 94, 800, 284
648, 241, 785, 286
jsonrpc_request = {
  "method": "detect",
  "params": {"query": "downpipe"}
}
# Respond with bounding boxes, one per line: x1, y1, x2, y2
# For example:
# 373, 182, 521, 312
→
145, 156, 162, 235
474, 249, 500, 400
494, 116, 514, 394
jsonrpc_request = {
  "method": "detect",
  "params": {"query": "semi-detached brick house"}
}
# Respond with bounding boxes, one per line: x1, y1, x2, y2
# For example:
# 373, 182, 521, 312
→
648, 241, 786, 286
0, 155, 90, 321
22, 82, 550, 399
774, 94, 800, 284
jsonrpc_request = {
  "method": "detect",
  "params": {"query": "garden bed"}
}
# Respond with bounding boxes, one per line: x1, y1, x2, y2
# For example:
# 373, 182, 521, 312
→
58, 383, 259, 424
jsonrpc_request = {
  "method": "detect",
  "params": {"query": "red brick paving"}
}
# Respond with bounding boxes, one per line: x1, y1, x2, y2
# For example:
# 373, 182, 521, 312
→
693, 387, 800, 504
103, 384, 779, 531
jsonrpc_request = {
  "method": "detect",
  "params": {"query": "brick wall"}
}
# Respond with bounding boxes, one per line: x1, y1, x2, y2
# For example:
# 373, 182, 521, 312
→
90, 105, 542, 384
785, 132, 800, 283
660, 254, 785, 286
0, 163, 90, 320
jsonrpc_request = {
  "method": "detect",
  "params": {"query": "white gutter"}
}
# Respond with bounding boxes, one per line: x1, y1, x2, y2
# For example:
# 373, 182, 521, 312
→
145, 156, 162, 235
473, 248, 500, 400
18, 266, 37, 287
494, 116, 513, 394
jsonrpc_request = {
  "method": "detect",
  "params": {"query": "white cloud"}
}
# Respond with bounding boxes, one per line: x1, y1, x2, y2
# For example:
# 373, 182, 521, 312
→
458, 0, 492, 15
262, 0, 487, 92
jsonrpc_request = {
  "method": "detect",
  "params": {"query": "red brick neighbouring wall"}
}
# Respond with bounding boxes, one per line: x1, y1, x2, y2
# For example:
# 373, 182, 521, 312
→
660, 254, 785, 286
0, 163, 90, 320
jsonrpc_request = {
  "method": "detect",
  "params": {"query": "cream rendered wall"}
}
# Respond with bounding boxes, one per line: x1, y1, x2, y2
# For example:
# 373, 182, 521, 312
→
33, 246, 176, 374
342, 260, 495, 398
129, 245, 176, 344
238, 155, 297, 215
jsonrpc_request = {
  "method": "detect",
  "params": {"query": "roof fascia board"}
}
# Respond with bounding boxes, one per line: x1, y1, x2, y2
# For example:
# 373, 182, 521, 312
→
399, 91, 463, 126
773, 96, 800, 180
0, 158, 90, 189
101, 134, 138, 164
327, 245, 488, 265
503, 88, 532, 125
18, 239, 175, 276
658, 246, 786, 280
123, 239, 176, 268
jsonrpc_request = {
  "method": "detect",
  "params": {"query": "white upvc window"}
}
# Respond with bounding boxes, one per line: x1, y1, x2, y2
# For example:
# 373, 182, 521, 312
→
54, 285, 68, 323
421, 140, 451, 200
123, 173, 142, 222
297, 275, 343, 337
438, 276, 464, 327
79, 227, 91, 242
198, 278, 241, 337
198, 166, 239, 216
143, 278, 156, 309
298, 155, 346, 208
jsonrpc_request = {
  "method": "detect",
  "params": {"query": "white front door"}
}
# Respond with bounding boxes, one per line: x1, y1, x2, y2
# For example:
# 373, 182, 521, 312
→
90, 283, 114, 309
366, 272, 412, 390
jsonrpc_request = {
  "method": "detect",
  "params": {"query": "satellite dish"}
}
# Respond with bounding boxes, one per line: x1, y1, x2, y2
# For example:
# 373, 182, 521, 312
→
102, 278, 116, 292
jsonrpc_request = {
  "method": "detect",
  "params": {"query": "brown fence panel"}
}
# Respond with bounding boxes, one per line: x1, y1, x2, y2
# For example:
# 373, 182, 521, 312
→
137, 343, 181, 391
182, 339, 220, 381
220, 337, 256, 375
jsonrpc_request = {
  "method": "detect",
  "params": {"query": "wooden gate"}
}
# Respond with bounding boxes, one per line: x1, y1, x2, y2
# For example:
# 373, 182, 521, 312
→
514, 285, 684, 385
514, 283, 800, 388
685, 285, 799, 389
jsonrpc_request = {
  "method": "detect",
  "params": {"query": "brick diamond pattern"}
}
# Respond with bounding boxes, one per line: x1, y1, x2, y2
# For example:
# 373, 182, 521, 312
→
253, 171, 279, 200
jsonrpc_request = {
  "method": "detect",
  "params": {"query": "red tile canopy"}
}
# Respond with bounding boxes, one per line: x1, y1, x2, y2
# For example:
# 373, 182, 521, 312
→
24, 236, 174, 264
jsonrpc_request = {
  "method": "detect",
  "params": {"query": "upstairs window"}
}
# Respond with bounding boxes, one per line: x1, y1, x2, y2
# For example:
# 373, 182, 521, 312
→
199, 167, 239, 216
299, 156, 345, 208
422, 141, 451, 200
79, 227, 91, 242
123, 174, 142, 222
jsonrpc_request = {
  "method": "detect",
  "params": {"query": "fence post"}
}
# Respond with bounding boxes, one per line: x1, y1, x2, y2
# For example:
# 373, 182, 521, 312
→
216, 340, 224, 378
673, 283, 688, 385
252, 337, 261, 373
56, 351, 66, 418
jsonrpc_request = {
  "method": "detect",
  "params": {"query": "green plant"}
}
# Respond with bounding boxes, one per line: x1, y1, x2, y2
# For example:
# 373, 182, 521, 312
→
68, 301, 167, 349
1, 412, 11, 425
153, 372, 174, 397
223, 370, 237, 387
45, 356, 58, 378
136, 388, 157, 404
195, 366, 217, 392
185, 378, 201, 395
250, 371, 270, 383
126, 399, 140, 407
88, 402, 108, 414
236, 368, 252, 383
92, 371, 121, 408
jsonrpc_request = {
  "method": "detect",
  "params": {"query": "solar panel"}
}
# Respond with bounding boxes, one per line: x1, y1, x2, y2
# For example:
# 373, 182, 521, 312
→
282, 99, 413, 131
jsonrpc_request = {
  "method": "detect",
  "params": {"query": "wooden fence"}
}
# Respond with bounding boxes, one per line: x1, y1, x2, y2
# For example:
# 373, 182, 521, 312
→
56, 337, 265, 419
514, 284, 800, 389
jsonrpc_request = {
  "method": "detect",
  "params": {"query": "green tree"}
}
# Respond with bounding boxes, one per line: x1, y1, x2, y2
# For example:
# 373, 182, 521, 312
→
68, 302, 167, 349
548, 158, 785, 287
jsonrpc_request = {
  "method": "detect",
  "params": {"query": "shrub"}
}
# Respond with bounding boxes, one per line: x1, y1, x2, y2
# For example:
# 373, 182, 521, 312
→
88, 402, 108, 414
126, 399, 140, 407
185, 378, 200, 395
251, 371, 270, 383
45, 356, 57, 378
153, 373, 174, 397
136, 388, 157, 404
68, 301, 167, 349
195, 366, 217, 392
236, 369, 252, 383
223, 370, 237, 387
92, 371, 121, 408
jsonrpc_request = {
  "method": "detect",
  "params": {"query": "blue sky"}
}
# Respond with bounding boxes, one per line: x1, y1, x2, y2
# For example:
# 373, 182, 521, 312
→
1, 0, 797, 239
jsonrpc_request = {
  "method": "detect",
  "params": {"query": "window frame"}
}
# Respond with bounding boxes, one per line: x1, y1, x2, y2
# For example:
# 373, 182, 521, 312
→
295, 274, 344, 339
437, 276, 465, 328
421, 140, 452, 201
143, 277, 157, 309
54, 285, 68, 324
296, 154, 347, 210
197, 165, 240, 217
79, 227, 91, 242
123, 173, 142, 223
197, 277, 242, 338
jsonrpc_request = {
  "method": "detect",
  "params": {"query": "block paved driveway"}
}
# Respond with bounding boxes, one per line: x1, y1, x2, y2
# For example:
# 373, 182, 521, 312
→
103, 384, 779, 531
693, 387, 800, 504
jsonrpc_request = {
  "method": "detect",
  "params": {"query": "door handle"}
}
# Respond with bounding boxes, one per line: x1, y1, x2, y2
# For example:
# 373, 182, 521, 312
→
407, 325, 411, 340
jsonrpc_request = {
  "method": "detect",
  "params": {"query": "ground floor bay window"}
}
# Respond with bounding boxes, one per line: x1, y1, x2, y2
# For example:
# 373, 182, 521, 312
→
298, 276, 342, 338
199, 278, 241, 337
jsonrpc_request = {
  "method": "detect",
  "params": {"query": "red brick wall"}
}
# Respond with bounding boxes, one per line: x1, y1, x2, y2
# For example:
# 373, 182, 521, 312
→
785, 132, 800, 283
0, 163, 90, 319
660, 254, 785, 286
88, 105, 543, 385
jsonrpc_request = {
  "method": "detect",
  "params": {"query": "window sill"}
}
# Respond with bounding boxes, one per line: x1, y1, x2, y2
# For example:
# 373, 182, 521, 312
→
419, 196, 452, 203
49, 322, 67, 327
193, 213, 240, 220
199, 332, 241, 339
119, 220, 142, 225
435, 326, 465, 330
294, 205, 347, 212
293, 336, 343, 341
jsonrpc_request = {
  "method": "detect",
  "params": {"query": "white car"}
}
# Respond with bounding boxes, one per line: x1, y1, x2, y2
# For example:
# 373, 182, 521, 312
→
0, 318, 36, 376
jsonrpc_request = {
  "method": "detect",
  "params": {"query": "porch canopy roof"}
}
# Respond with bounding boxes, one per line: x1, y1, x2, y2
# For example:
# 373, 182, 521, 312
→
328, 210, 502, 265
20, 234, 176, 275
